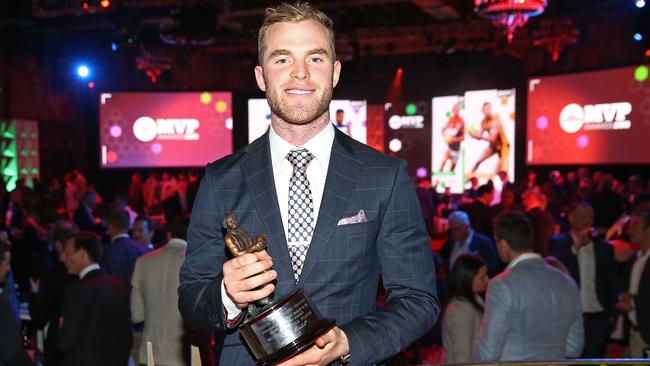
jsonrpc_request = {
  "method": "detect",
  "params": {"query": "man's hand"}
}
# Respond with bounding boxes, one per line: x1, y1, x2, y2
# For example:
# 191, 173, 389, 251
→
277, 326, 349, 366
222, 250, 276, 309
615, 292, 634, 312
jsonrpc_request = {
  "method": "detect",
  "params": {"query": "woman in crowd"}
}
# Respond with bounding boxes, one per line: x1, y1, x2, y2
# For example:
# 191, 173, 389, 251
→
442, 253, 489, 363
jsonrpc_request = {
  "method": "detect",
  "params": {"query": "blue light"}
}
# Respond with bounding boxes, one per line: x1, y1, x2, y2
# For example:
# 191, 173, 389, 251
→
634, 33, 644, 41
111, 42, 118, 51
77, 65, 90, 78
636, 0, 645, 8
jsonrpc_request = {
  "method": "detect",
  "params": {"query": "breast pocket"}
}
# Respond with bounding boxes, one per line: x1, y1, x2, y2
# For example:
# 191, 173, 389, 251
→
331, 220, 377, 238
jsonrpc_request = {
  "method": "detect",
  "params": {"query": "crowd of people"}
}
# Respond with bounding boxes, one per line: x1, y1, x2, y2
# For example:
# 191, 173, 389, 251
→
412, 167, 650, 364
0, 168, 202, 366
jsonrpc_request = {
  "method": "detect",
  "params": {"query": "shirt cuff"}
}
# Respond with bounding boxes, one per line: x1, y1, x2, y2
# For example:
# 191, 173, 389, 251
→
221, 280, 243, 321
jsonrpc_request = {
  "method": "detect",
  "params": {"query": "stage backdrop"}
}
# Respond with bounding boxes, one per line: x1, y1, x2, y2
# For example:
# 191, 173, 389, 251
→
527, 65, 650, 165
432, 89, 516, 194
247, 99, 367, 144
384, 101, 432, 179
99, 92, 232, 168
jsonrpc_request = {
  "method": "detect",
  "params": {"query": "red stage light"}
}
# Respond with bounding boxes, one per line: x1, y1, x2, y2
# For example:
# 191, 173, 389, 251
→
100, 0, 110, 8
397, 67, 403, 74
88, 82, 95, 88
645, 49, 650, 57
82, 2, 89, 10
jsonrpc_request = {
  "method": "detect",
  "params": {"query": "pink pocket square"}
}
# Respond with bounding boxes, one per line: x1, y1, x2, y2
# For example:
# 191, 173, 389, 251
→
337, 210, 368, 226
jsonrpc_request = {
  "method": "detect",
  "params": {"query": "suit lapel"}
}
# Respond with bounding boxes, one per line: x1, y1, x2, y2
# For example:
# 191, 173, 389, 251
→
297, 130, 362, 286
240, 134, 295, 289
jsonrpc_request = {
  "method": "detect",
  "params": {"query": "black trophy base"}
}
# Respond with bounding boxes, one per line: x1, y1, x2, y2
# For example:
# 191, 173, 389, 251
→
239, 288, 335, 366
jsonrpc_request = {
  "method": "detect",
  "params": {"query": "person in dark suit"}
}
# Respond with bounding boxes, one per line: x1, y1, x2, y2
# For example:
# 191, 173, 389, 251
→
440, 210, 501, 277
100, 209, 149, 293
0, 242, 31, 366
522, 188, 555, 257
549, 201, 618, 358
459, 184, 495, 238
29, 220, 79, 366
73, 191, 104, 235
616, 211, 650, 358
178, 3, 439, 366
58, 231, 131, 366
415, 178, 437, 239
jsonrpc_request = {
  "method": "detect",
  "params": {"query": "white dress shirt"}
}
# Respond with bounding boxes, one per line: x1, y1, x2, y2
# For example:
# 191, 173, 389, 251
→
222, 122, 335, 320
570, 235, 604, 313
629, 250, 650, 326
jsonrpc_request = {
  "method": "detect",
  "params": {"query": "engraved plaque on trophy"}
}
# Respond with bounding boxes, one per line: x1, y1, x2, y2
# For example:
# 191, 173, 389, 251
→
222, 213, 335, 365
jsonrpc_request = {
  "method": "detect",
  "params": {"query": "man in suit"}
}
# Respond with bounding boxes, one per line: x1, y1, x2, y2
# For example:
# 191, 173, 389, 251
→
475, 212, 583, 361
440, 210, 501, 277
58, 231, 131, 366
522, 188, 555, 257
178, 3, 439, 366
132, 215, 155, 251
616, 210, 650, 358
100, 209, 149, 292
73, 191, 104, 235
131, 217, 190, 366
459, 184, 495, 238
549, 200, 618, 358
0, 242, 31, 366
29, 220, 79, 366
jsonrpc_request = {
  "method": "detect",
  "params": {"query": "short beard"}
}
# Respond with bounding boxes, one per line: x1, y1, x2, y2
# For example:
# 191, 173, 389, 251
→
265, 78, 333, 126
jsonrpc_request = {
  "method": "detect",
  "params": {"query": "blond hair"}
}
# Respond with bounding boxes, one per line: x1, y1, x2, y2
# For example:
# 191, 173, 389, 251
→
257, 2, 336, 65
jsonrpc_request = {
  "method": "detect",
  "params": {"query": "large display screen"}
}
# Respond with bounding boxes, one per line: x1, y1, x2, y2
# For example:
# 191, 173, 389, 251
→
431, 89, 516, 193
99, 92, 232, 168
248, 99, 367, 144
527, 65, 650, 165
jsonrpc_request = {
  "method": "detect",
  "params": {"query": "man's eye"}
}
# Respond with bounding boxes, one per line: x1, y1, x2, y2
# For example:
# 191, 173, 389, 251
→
310, 57, 324, 63
275, 58, 289, 64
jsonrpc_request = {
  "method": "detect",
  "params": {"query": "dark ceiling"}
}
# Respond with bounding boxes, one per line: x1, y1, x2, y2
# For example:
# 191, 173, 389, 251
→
0, 0, 647, 62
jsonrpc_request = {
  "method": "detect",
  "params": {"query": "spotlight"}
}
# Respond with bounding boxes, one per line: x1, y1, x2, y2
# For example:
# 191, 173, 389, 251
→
397, 67, 403, 75
82, 2, 89, 10
111, 42, 118, 51
100, 0, 110, 8
636, 0, 645, 8
76, 65, 90, 78
645, 49, 650, 57
88, 82, 95, 89
634, 33, 644, 41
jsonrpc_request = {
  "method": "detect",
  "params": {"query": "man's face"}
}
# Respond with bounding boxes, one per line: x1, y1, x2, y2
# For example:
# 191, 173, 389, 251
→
254, 20, 341, 126
452, 104, 460, 116
132, 220, 153, 246
482, 103, 492, 117
628, 216, 649, 246
0, 252, 10, 282
449, 222, 469, 243
62, 238, 83, 275
568, 205, 594, 232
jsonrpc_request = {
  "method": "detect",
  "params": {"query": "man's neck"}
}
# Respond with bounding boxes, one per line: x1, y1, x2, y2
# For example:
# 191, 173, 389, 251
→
271, 113, 330, 146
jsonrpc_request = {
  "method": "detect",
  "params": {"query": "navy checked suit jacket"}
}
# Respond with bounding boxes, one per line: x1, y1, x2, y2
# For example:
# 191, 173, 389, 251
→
178, 129, 440, 366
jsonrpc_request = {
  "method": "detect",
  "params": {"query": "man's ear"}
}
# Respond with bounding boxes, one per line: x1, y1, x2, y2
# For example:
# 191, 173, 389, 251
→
332, 60, 341, 88
254, 66, 266, 92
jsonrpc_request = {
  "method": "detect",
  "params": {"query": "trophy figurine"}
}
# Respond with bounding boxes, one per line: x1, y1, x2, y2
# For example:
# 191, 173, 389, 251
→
222, 213, 335, 365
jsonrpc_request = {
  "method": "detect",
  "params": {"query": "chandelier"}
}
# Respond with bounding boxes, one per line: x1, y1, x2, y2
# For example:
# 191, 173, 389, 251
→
475, 0, 548, 42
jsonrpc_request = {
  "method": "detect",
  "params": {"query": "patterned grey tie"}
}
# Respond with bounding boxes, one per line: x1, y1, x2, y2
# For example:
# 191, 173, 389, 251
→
286, 148, 315, 281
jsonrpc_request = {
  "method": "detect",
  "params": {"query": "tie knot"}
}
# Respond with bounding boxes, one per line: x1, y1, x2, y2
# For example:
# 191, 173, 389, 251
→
286, 148, 314, 172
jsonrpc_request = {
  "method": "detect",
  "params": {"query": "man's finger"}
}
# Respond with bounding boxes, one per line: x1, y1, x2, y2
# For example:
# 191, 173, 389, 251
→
230, 283, 275, 304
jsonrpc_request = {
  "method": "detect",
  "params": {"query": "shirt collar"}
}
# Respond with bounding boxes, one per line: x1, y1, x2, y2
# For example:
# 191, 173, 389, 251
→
79, 263, 100, 280
166, 238, 187, 249
269, 122, 335, 173
507, 252, 542, 269
110, 233, 130, 242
